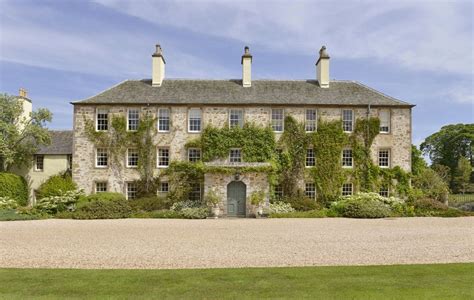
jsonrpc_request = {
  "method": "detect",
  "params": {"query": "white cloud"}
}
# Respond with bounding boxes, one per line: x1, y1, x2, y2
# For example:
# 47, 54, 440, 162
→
94, 0, 473, 75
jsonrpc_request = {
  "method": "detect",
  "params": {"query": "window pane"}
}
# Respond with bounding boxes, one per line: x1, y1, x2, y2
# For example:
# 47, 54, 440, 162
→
189, 109, 202, 132
127, 182, 138, 199
96, 148, 108, 167
158, 182, 169, 195
274, 185, 283, 200
96, 182, 107, 193
342, 183, 353, 196
306, 149, 316, 167
158, 108, 170, 131
188, 148, 201, 162
271, 109, 284, 132
305, 109, 317, 132
378, 149, 390, 167
127, 149, 139, 167
96, 109, 108, 131
379, 186, 389, 197
189, 183, 201, 202
305, 183, 316, 199
229, 109, 244, 128
35, 155, 44, 171
128, 109, 139, 131
157, 148, 169, 167
379, 110, 390, 133
342, 109, 353, 132
342, 149, 353, 167
230, 149, 242, 163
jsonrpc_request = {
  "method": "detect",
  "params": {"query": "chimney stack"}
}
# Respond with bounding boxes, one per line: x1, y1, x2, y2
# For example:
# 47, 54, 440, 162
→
316, 46, 330, 88
19, 88, 28, 98
152, 44, 166, 87
241, 46, 252, 87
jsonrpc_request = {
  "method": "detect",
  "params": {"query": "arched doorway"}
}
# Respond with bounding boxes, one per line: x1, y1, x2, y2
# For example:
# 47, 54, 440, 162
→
227, 181, 246, 217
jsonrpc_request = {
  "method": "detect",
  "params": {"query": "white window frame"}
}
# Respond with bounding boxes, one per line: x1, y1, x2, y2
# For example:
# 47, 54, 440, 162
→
306, 148, 316, 167
229, 109, 244, 128
127, 108, 140, 131
126, 182, 138, 200
342, 149, 353, 168
96, 108, 109, 131
229, 148, 242, 163
342, 109, 354, 133
95, 182, 107, 193
188, 148, 201, 162
189, 183, 202, 202
157, 147, 170, 168
379, 109, 390, 133
34, 155, 44, 171
271, 108, 284, 132
158, 182, 169, 196
378, 149, 391, 168
158, 108, 170, 132
95, 148, 108, 168
127, 148, 139, 168
342, 183, 353, 196
379, 186, 390, 197
305, 183, 316, 200
188, 108, 202, 133
305, 109, 317, 132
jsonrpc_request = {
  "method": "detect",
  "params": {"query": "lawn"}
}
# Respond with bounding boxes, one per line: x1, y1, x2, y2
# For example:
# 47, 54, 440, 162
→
0, 264, 472, 299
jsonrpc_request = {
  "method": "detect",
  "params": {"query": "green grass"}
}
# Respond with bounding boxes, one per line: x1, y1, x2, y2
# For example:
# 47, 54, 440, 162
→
0, 209, 43, 221
0, 264, 472, 299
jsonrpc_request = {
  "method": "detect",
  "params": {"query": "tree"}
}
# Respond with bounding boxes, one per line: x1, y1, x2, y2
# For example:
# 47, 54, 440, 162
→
452, 157, 472, 194
411, 145, 427, 176
431, 164, 451, 186
412, 168, 449, 203
0, 93, 52, 171
420, 124, 473, 188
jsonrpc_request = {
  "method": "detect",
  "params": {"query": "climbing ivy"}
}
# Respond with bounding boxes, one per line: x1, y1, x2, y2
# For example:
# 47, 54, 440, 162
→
310, 120, 348, 204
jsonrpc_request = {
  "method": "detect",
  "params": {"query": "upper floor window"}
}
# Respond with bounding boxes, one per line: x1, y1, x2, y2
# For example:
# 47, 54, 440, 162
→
96, 109, 108, 131
342, 149, 353, 168
188, 148, 201, 162
229, 109, 244, 128
188, 108, 202, 132
306, 149, 316, 167
305, 183, 316, 199
342, 109, 353, 132
127, 182, 138, 200
158, 108, 170, 132
95, 182, 107, 193
378, 149, 390, 168
271, 108, 284, 132
127, 109, 140, 131
342, 183, 353, 196
34, 155, 44, 171
157, 147, 169, 167
305, 109, 317, 132
379, 109, 390, 133
229, 148, 242, 163
127, 148, 139, 168
96, 148, 108, 168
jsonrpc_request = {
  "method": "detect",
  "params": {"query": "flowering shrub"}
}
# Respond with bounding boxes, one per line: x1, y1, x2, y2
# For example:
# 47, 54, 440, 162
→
35, 190, 84, 214
268, 201, 295, 214
331, 193, 393, 218
0, 196, 18, 210
180, 207, 209, 219
170, 200, 201, 211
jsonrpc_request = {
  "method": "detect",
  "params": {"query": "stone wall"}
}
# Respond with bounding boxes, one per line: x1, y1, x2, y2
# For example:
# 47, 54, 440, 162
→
72, 104, 412, 195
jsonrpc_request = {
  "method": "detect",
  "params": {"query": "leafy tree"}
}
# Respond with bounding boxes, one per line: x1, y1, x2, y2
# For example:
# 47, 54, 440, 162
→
411, 145, 427, 176
0, 93, 52, 171
431, 164, 451, 186
420, 124, 473, 188
412, 168, 449, 202
452, 157, 472, 194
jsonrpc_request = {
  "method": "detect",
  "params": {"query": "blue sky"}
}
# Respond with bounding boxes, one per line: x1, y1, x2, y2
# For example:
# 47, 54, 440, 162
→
0, 0, 472, 144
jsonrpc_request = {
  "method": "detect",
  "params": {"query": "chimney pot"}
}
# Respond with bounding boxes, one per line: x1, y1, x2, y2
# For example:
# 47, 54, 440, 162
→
316, 45, 330, 88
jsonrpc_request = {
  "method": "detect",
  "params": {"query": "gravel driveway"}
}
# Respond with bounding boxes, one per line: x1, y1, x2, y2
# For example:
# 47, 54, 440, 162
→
1, 218, 473, 269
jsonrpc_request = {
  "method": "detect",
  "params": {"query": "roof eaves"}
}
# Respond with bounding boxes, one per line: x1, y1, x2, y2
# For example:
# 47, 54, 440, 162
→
352, 81, 415, 107
70, 79, 131, 105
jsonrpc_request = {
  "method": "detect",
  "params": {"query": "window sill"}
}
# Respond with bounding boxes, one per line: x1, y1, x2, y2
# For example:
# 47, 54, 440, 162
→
95, 166, 108, 169
157, 165, 169, 169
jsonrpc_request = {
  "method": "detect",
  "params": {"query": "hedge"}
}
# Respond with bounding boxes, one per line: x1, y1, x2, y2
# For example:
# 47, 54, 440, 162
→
36, 173, 77, 199
0, 173, 28, 206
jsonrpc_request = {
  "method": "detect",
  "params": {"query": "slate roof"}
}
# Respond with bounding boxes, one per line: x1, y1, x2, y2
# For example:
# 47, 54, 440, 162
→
72, 79, 413, 107
36, 130, 73, 155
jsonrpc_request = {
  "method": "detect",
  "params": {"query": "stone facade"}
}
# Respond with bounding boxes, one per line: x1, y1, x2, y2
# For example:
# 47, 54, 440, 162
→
73, 104, 412, 203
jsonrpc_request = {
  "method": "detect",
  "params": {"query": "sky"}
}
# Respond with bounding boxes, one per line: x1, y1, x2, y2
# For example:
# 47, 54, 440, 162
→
0, 0, 472, 145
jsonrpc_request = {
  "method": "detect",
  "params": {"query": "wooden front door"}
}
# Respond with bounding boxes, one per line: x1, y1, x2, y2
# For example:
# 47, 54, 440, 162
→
227, 181, 246, 217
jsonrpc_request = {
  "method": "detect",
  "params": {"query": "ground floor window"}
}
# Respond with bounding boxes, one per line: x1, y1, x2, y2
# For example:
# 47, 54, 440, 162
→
305, 183, 316, 199
95, 182, 107, 193
158, 182, 169, 196
229, 148, 242, 163
189, 183, 202, 202
127, 182, 138, 199
379, 186, 389, 197
274, 184, 283, 200
34, 155, 44, 171
342, 183, 353, 196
